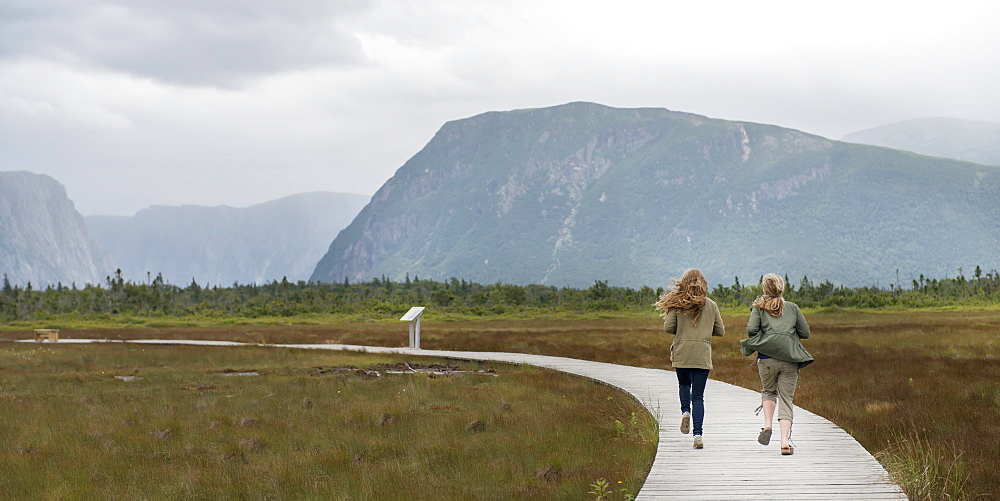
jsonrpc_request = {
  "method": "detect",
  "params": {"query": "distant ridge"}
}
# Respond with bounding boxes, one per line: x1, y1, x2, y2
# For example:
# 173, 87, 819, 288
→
843, 117, 1000, 166
0, 171, 116, 287
87, 192, 369, 286
311, 102, 1000, 288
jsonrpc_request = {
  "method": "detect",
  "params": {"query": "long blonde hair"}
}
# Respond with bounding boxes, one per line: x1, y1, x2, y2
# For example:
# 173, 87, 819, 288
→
753, 273, 785, 317
654, 269, 708, 325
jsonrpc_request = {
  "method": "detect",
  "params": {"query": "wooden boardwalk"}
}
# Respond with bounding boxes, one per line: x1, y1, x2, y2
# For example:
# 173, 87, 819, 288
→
59, 339, 908, 500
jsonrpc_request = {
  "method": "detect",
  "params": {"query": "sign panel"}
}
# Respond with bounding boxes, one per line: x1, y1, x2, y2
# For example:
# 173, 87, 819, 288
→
400, 306, 425, 321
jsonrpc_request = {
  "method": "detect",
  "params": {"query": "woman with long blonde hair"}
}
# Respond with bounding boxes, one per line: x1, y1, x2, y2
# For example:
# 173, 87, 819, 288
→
654, 268, 725, 449
740, 273, 814, 455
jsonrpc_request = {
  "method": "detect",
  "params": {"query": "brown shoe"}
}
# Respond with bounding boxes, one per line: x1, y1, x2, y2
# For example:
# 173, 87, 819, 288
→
758, 427, 772, 446
781, 445, 794, 455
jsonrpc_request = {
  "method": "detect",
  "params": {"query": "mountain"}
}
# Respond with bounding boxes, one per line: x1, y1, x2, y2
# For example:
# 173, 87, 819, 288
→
87, 192, 369, 286
842, 117, 1000, 166
311, 102, 1000, 288
0, 171, 116, 287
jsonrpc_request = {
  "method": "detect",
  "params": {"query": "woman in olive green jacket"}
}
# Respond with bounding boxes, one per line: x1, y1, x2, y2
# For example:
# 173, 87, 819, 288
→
740, 273, 813, 455
655, 269, 726, 449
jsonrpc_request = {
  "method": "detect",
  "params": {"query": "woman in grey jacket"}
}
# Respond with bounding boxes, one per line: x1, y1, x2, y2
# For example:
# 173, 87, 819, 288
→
740, 273, 813, 455
655, 269, 726, 449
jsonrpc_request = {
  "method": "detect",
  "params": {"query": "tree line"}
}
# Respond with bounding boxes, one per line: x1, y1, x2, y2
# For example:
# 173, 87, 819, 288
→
2, 267, 999, 324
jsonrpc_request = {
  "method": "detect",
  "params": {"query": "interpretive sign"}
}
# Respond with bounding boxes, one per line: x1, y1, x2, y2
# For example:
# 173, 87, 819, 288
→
400, 307, 425, 349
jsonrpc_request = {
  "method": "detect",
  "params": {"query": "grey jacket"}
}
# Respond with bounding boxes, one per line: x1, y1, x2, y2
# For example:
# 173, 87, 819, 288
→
740, 302, 814, 369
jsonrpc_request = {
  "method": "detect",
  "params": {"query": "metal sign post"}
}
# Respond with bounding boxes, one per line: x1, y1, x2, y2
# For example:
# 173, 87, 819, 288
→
400, 307, 426, 349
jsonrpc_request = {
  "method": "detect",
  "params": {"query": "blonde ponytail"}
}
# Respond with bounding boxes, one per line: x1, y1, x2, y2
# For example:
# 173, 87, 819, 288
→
752, 273, 785, 317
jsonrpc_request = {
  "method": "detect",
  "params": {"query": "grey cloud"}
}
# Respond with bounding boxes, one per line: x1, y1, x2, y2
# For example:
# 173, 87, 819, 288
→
0, 0, 375, 86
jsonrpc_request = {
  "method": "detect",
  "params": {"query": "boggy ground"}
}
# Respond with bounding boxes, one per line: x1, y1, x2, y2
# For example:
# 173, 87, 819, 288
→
11, 308, 1000, 499
0, 343, 655, 499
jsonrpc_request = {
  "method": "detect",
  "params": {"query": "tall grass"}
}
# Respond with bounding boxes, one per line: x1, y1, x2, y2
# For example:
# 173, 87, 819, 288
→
876, 430, 970, 501
0, 343, 655, 499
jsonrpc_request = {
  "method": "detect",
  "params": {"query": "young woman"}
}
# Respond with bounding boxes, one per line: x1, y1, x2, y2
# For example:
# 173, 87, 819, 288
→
740, 273, 814, 455
655, 268, 726, 449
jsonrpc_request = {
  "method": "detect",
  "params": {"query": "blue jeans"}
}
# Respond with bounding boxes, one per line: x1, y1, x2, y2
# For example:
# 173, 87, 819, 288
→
676, 368, 710, 435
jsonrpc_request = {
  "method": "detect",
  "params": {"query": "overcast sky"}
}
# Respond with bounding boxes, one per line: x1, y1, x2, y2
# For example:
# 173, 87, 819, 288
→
2, 0, 998, 216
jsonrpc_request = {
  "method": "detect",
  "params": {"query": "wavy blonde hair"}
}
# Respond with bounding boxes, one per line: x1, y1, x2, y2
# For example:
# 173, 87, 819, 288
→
654, 269, 708, 325
753, 273, 785, 317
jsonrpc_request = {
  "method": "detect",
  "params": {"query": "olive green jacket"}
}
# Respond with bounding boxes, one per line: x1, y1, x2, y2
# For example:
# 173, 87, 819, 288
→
740, 301, 814, 369
664, 298, 726, 370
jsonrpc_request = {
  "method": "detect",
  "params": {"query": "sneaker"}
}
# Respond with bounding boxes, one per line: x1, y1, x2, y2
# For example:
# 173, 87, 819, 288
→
758, 427, 772, 446
680, 412, 690, 434
693, 435, 704, 449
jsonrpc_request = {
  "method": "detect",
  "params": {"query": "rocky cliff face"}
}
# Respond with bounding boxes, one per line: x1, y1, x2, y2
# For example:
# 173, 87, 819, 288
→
0, 171, 116, 286
87, 192, 369, 286
311, 102, 1000, 288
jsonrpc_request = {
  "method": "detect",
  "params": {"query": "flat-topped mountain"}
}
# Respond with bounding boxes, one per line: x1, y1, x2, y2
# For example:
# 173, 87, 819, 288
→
0, 171, 116, 287
311, 102, 1000, 288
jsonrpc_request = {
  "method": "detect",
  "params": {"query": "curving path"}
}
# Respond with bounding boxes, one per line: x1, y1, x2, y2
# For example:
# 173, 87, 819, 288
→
55, 339, 907, 500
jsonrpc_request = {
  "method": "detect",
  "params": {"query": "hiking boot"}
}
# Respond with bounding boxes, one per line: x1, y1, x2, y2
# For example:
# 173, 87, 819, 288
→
680, 412, 690, 434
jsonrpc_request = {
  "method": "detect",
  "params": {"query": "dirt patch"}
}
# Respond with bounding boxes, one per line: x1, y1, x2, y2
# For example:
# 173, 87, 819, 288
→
298, 362, 496, 379
377, 414, 396, 427
425, 404, 464, 412
536, 465, 562, 483
238, 417, 260, 428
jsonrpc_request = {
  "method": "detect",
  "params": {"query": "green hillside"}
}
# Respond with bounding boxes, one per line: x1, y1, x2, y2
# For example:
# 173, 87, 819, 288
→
312, 103, 1000, 288
843, 117, 1000, 166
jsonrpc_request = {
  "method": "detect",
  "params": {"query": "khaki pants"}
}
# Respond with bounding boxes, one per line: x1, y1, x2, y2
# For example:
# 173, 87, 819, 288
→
758, 357, 799, 422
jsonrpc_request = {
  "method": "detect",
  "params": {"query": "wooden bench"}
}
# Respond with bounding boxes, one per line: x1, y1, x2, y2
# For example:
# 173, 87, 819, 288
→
33, 329, 59, 342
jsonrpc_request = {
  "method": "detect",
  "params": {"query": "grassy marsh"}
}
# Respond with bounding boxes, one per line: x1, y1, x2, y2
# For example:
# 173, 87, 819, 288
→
4, 308, 998, 499
0, 343, 655, 499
